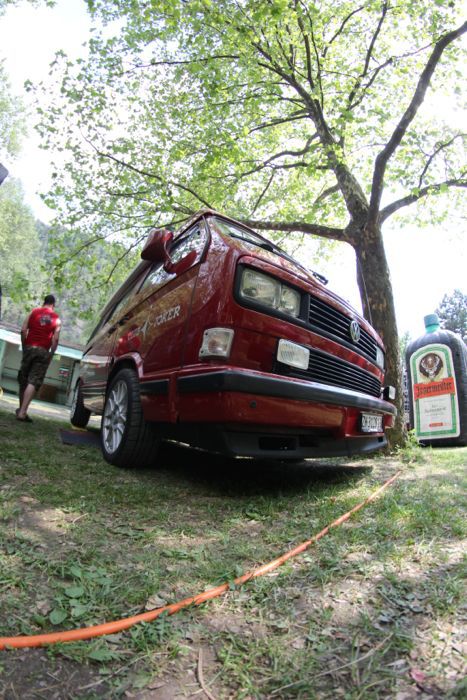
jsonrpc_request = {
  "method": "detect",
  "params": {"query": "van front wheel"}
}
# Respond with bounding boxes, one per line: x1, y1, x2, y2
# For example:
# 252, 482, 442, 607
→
101, 368, 160, 468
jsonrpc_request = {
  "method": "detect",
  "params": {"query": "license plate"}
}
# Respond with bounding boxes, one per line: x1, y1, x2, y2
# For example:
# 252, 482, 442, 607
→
360, 413, 383, 433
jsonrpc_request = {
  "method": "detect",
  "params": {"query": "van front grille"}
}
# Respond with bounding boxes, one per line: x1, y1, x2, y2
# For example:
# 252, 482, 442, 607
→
308, 295, 378, 363
275, 348, 382, 397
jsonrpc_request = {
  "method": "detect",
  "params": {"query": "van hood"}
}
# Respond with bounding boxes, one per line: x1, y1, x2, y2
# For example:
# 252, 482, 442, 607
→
230, 236, 326, 288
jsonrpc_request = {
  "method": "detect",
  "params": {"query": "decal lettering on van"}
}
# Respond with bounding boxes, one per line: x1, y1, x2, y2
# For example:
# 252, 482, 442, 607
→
156, 305, 181, 326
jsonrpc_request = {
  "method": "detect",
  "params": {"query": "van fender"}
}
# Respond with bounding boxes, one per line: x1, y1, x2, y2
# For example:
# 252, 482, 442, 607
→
106, 353, 144, 390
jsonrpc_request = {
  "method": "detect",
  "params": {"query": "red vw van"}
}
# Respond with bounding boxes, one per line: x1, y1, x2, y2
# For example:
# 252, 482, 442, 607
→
70, 210, 396, 468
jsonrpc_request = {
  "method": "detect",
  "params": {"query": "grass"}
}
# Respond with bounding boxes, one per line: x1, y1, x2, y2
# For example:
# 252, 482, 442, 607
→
0, 404, 466, 699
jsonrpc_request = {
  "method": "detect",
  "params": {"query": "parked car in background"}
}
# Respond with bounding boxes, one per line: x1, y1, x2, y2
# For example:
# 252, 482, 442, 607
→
70, 209, 396, 468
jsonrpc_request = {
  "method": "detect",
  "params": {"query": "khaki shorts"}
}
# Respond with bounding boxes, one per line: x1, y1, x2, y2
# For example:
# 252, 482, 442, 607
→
18, 346, 50, 392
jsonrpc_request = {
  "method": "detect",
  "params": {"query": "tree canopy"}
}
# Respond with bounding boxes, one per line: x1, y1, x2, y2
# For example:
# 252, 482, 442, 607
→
0, 178, 45, 321
0, 181, 131, 342
0, 0, 127, 344
35, 0, 467, 443
436, 289, 467, 338
0, 60, 26, 161
0, 0, 53, 12
0, 16, 41, 324
40, 1, 466, 233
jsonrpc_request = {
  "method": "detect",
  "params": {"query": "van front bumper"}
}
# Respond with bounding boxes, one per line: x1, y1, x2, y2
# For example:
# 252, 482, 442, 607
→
176, 369, 396, 416
141, 367, 396, 458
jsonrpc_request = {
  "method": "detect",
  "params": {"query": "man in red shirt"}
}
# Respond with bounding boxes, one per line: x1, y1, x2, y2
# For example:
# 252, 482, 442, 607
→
16, 294, 61, 422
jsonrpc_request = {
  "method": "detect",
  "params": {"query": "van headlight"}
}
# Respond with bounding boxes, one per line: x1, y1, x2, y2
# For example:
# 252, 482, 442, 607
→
375, 346, 385, 370
239, 269, 301, 317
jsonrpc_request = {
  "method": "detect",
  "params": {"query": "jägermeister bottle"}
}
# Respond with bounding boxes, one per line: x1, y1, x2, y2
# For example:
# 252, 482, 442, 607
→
406, 314, 466, 446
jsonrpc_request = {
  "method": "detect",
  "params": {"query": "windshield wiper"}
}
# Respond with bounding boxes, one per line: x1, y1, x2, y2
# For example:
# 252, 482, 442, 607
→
229, 233, 274, 252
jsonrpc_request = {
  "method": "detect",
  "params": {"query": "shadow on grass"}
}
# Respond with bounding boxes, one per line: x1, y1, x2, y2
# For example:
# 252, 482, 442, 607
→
141, 441, 373, 498
57, 420, 374, 498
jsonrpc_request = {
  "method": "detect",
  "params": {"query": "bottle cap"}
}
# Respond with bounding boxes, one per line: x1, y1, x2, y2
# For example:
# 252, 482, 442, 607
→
424, 313, 440, 331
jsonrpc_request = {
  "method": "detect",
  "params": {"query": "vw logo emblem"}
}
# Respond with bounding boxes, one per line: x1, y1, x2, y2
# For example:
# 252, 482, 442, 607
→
349, 320, 361, 343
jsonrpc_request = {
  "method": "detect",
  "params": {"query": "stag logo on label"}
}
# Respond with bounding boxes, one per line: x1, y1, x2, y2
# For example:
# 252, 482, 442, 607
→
419, 352, 443, 381
349, 320, 361, 344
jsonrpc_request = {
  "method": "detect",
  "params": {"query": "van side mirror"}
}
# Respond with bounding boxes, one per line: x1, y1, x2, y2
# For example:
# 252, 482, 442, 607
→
141, 228, 173, 264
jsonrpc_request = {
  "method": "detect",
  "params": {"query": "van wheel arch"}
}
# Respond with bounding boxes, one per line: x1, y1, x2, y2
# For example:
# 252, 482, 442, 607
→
106, 358, 139, 390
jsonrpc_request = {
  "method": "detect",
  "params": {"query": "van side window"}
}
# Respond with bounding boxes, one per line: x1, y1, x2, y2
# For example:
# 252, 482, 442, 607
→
140, 224, 207, 293
106, 274, 144, 325
107, 289, 133, 324
86, 273, 145, 341
140, 262, 166, 292
170, 225, 207, 264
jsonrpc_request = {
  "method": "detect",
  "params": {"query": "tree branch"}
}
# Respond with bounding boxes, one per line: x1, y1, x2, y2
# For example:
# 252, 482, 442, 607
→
83, 135, 215, 210
274, 24, 296, 73
310, 22, 324, 108
347, 42, 434, 112
93, 233, 148, 289
118, 54, 241, 76
251, 171, 275, 215
313, 183, 340, 205
380, 177, 467, 222
295, 12, 315, 94
325, 5, 365, 51
239, 218, 346, 241
53, 233, 110, 267
249, 111, 310, 134
189, 85, 286, 114
346, 1, 388, 112
226, 159, 328, 181
369, 20, 467, 224
231, 135, 320, 179
417, 134, 465, 188
104, 188, 152, 198
252, 35, 369, 219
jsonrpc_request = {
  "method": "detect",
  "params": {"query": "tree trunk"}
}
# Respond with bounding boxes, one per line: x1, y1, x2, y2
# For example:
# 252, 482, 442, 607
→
354, 224, 406, 448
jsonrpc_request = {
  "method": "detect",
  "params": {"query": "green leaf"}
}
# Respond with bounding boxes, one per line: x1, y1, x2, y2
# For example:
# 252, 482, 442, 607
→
69, 565, 83, 579
71, 603, 91, 618
32, 614, 48, 628
64, 585, 85, 598
87, 646, 119, 662
49, 608, 68, 625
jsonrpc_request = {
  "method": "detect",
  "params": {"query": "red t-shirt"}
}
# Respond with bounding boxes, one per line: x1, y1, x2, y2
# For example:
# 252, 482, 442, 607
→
26, 306, 61, 351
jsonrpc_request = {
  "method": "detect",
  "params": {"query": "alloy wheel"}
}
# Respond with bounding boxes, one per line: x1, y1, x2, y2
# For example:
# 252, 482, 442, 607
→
102, 380, 128, 454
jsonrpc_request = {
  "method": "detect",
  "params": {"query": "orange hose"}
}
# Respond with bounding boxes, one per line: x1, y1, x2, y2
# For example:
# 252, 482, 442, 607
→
0, 470, 401, 650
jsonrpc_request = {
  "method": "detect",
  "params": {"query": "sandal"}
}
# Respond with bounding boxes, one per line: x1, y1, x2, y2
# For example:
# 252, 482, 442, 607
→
15, 410, 33, 423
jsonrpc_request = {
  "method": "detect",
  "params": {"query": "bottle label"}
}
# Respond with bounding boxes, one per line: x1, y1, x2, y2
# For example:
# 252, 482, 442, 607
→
409, 343, 460, 439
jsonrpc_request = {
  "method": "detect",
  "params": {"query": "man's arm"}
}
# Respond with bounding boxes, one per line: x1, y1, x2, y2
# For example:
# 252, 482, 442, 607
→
49, 321, 61, 358
21, 315, 30, 349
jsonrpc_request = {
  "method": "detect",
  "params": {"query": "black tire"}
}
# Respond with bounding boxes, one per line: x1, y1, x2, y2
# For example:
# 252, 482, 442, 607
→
101, 367, 160, 468
70, 381, 91, 428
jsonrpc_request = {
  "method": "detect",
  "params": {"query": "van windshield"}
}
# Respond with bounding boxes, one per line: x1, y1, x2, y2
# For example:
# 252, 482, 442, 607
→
211, 217, 276, 251
211, 216, 327, 284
